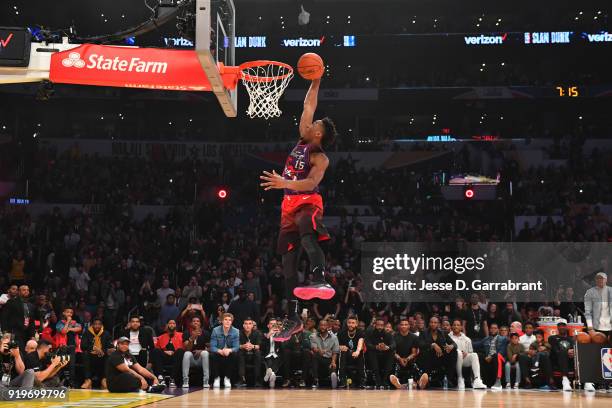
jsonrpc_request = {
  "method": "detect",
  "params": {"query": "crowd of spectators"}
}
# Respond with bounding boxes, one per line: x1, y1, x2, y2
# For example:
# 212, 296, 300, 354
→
0, 197, 609, 391
0, 136, 611, 392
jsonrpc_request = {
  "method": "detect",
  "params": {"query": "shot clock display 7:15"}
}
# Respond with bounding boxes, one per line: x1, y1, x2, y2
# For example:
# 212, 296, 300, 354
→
556, 86, 580, 97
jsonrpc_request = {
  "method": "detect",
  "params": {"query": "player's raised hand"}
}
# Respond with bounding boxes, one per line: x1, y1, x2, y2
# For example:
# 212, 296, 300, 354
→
260, 170, 286, 190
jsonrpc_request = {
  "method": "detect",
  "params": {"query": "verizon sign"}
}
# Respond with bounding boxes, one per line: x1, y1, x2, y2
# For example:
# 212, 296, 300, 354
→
584, 32, 612, 42
281, 36, 325, 47
49, 44, 211, 91
464, 33, 507, 45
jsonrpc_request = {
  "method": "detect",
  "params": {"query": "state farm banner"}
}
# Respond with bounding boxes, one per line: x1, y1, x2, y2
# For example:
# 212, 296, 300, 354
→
49, 44, 212, 91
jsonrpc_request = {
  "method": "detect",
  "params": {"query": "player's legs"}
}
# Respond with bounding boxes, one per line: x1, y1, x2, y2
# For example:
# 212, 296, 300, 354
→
299, 233, 325, 277
292, 207, 334, 300
278, 203, 333, 300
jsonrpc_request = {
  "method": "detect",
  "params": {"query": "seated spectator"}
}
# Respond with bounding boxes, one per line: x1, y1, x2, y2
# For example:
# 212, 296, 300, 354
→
105, 337, 163, 393
338, 315, 366, 388
237, 317, 262, 387
365, 317, 396, 389
510, 321, 523, 336
519, 330, 554, 389
519, 322, 536, 350
181, 315, 210, 388
417, 316, 457, 389
151, 319, 184, 387
389, 317, 418, 390
309, 319, 340, 389
480, 322, 508, 389
505, 333, 522, 389
548, 322, 575, 391
80, 317, 113, 389
210, 313, 239, 388
448, 319, 486, 389
55, 307, 82, 387
441, 320, 451, 334
121, 316, 155, 367
280, 323, 311, 387
261, 317, 283, 388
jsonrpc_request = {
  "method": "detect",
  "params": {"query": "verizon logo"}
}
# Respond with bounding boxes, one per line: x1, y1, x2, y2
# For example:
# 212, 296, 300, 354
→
0, 33, 14, 48
62, 52, 168, 74
464, 34, 507, 45
586, 32, 612, 42
282, 36, 325, 47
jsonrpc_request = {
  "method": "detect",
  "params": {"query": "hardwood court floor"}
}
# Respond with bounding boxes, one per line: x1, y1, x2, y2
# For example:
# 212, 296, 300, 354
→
148, 388, 612, 408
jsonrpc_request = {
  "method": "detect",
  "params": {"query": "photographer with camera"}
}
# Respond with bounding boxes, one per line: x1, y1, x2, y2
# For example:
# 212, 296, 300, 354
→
1, 333, 35, 389
24, 340, 69, 387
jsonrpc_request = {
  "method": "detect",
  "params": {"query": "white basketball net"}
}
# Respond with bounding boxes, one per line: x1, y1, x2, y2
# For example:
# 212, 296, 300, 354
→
240, 62, 294, 120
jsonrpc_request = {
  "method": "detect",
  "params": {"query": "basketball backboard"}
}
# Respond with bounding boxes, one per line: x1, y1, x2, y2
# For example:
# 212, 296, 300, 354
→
195, 0, 237, 117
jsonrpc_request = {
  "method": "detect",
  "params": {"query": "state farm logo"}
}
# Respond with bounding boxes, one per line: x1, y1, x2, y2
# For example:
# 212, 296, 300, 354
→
62, 52, 86, 68
60, 51, 168, 74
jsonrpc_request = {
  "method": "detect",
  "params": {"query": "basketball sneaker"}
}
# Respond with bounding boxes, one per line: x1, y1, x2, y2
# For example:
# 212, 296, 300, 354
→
274, 317, 304, 342
562, 377, 572, 392
389, 374, 404, 390
293, 267, 335, 300
417, 373, 429, 390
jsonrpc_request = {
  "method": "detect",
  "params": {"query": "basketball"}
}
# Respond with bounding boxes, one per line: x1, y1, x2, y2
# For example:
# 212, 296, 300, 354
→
297, 53, 325, 80
576, 332, 592, 344
591, 331, 608, 344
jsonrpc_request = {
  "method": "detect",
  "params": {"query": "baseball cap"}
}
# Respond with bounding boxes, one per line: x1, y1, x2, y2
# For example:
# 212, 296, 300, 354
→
117, 336, 130, 344
596, 272, 608, 279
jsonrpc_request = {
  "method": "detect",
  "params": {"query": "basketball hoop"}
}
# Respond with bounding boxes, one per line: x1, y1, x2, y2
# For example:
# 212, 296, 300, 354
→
221, 61, 293, 119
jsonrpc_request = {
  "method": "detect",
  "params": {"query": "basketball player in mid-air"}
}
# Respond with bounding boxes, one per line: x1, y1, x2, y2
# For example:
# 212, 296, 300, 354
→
260, 78, 338, 309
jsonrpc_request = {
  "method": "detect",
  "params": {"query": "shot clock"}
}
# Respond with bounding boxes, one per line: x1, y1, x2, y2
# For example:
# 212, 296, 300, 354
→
556, 86, 580, 97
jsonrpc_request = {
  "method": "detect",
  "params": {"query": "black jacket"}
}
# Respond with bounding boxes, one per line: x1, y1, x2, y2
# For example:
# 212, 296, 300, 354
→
1, 297, 35, 340
81, 328, 114, 353
365, 328, 396, 352
119, 327, 155, 351
418, 328, 456, 352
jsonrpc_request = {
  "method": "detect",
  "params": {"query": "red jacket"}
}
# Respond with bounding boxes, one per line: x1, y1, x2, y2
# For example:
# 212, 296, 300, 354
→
155, 331, 184, 351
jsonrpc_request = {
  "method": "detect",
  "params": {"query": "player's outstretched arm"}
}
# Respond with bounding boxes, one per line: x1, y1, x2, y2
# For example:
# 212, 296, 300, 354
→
260, 153, 329, 192
299, 79, 321, 138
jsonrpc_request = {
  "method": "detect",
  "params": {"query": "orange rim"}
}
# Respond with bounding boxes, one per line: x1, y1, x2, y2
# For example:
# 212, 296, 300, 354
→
239, 60, 294, 83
